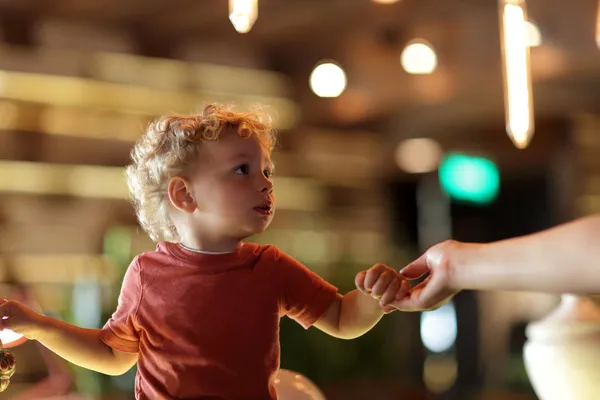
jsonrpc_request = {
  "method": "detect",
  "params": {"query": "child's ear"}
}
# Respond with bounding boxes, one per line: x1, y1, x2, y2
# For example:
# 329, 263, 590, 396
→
167, 177, 196, 213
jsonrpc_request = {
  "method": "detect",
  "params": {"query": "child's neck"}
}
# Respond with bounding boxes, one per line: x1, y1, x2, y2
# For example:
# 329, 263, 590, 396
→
179, 236, 243, 254
179, 243, 239, 255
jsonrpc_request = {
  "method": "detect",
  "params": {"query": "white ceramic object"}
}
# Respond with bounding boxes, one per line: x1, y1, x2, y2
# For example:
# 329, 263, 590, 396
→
273, 369, 327, 400
524, 294, 600, 400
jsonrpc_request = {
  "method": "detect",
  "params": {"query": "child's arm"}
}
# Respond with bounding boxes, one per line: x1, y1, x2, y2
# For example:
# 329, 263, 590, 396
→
275, 249, 407, 339
314, 264, 409, 340
37, 314, 138, 375
0, 300, 137, 376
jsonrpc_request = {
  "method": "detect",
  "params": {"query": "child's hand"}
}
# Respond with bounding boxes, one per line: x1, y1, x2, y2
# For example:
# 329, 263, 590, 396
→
355, 264, 411, 313
0, 299, 45, 340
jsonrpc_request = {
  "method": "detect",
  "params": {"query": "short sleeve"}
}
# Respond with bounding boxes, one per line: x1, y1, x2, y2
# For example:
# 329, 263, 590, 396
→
275, 249, 338, 329
100, 257, 142, 353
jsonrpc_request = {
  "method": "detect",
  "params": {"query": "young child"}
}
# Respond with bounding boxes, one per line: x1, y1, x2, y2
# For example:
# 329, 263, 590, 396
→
0, 104, 409, 399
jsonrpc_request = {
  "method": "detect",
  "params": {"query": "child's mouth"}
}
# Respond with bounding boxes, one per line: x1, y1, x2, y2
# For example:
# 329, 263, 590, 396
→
254, 204, 272, 216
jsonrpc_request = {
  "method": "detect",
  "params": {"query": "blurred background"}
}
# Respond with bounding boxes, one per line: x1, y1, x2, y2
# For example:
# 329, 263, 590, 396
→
0, 0, 599, 398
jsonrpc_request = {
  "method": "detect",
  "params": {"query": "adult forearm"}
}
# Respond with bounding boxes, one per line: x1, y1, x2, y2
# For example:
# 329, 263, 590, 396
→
451, 215, 600, 293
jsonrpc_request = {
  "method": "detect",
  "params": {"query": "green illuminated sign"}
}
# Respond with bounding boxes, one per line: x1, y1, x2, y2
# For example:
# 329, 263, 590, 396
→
438, 153, 500, 204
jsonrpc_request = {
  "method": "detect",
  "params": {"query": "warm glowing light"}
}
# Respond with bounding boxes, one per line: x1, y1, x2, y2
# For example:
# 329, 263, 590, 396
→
500, 0, 535, 149
395, 138, 443, 173
372, 0, 400, 3
229, 0, 258, 34
0, 329, 26, 349
309, 62, 347, 98
423, 355, 458, 393
596, 0, 600, 48
401, 40, 438, 75
525, 20, 542, 47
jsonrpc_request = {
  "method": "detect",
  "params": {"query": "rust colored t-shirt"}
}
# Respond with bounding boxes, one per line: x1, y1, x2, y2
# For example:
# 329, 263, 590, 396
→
100, 241, 338, 399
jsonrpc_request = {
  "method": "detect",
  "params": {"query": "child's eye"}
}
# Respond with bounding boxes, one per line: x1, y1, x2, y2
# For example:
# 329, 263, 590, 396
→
264, 169, 273, 179
235, 164, 250, 175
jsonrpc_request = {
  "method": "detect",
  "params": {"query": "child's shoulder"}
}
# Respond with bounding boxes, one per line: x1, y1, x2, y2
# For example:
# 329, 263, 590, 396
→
248, 243, 301, 265
246, 242, 281, 258
135, 250, 162, 264
129, 245, 172, 272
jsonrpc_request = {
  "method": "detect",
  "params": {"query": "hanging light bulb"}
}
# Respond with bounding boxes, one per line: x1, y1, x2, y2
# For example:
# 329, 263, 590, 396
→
229, 0, 258, 34
524, 20, 542, 47
499, 0, 535, 149
596, 0, 600, 48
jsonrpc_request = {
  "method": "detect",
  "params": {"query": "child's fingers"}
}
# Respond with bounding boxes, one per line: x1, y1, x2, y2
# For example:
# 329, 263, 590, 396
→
363, 265, 386, 292
370, 271, 395, 298
355, 271, 367, 293
382, 304, 396, 314
378, 278, 400, 307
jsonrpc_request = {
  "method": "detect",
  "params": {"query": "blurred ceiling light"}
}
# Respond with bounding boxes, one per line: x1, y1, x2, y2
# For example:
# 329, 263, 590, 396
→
596, 0, 600, 48
229, 0, 258, 34
395, 138, 443, 173
499, 0, 535, 149
309, 62, 347, 98
401, 40, 438, 74
525, 20, 542, 47
372, 0, 400, 3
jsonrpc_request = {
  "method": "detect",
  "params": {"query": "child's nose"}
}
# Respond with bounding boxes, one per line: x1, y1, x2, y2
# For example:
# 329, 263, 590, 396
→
259, 177, 273, 193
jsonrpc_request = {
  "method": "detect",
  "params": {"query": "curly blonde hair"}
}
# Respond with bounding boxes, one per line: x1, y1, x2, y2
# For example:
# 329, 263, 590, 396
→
125, 104, 277, 243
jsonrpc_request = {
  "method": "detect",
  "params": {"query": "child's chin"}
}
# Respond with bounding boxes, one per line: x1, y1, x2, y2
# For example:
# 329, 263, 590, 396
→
254, 224, 271, 234
252, 220, 272, 235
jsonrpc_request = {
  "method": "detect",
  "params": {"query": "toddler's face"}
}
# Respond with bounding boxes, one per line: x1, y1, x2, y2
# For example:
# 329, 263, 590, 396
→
187, 127, 276, 240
